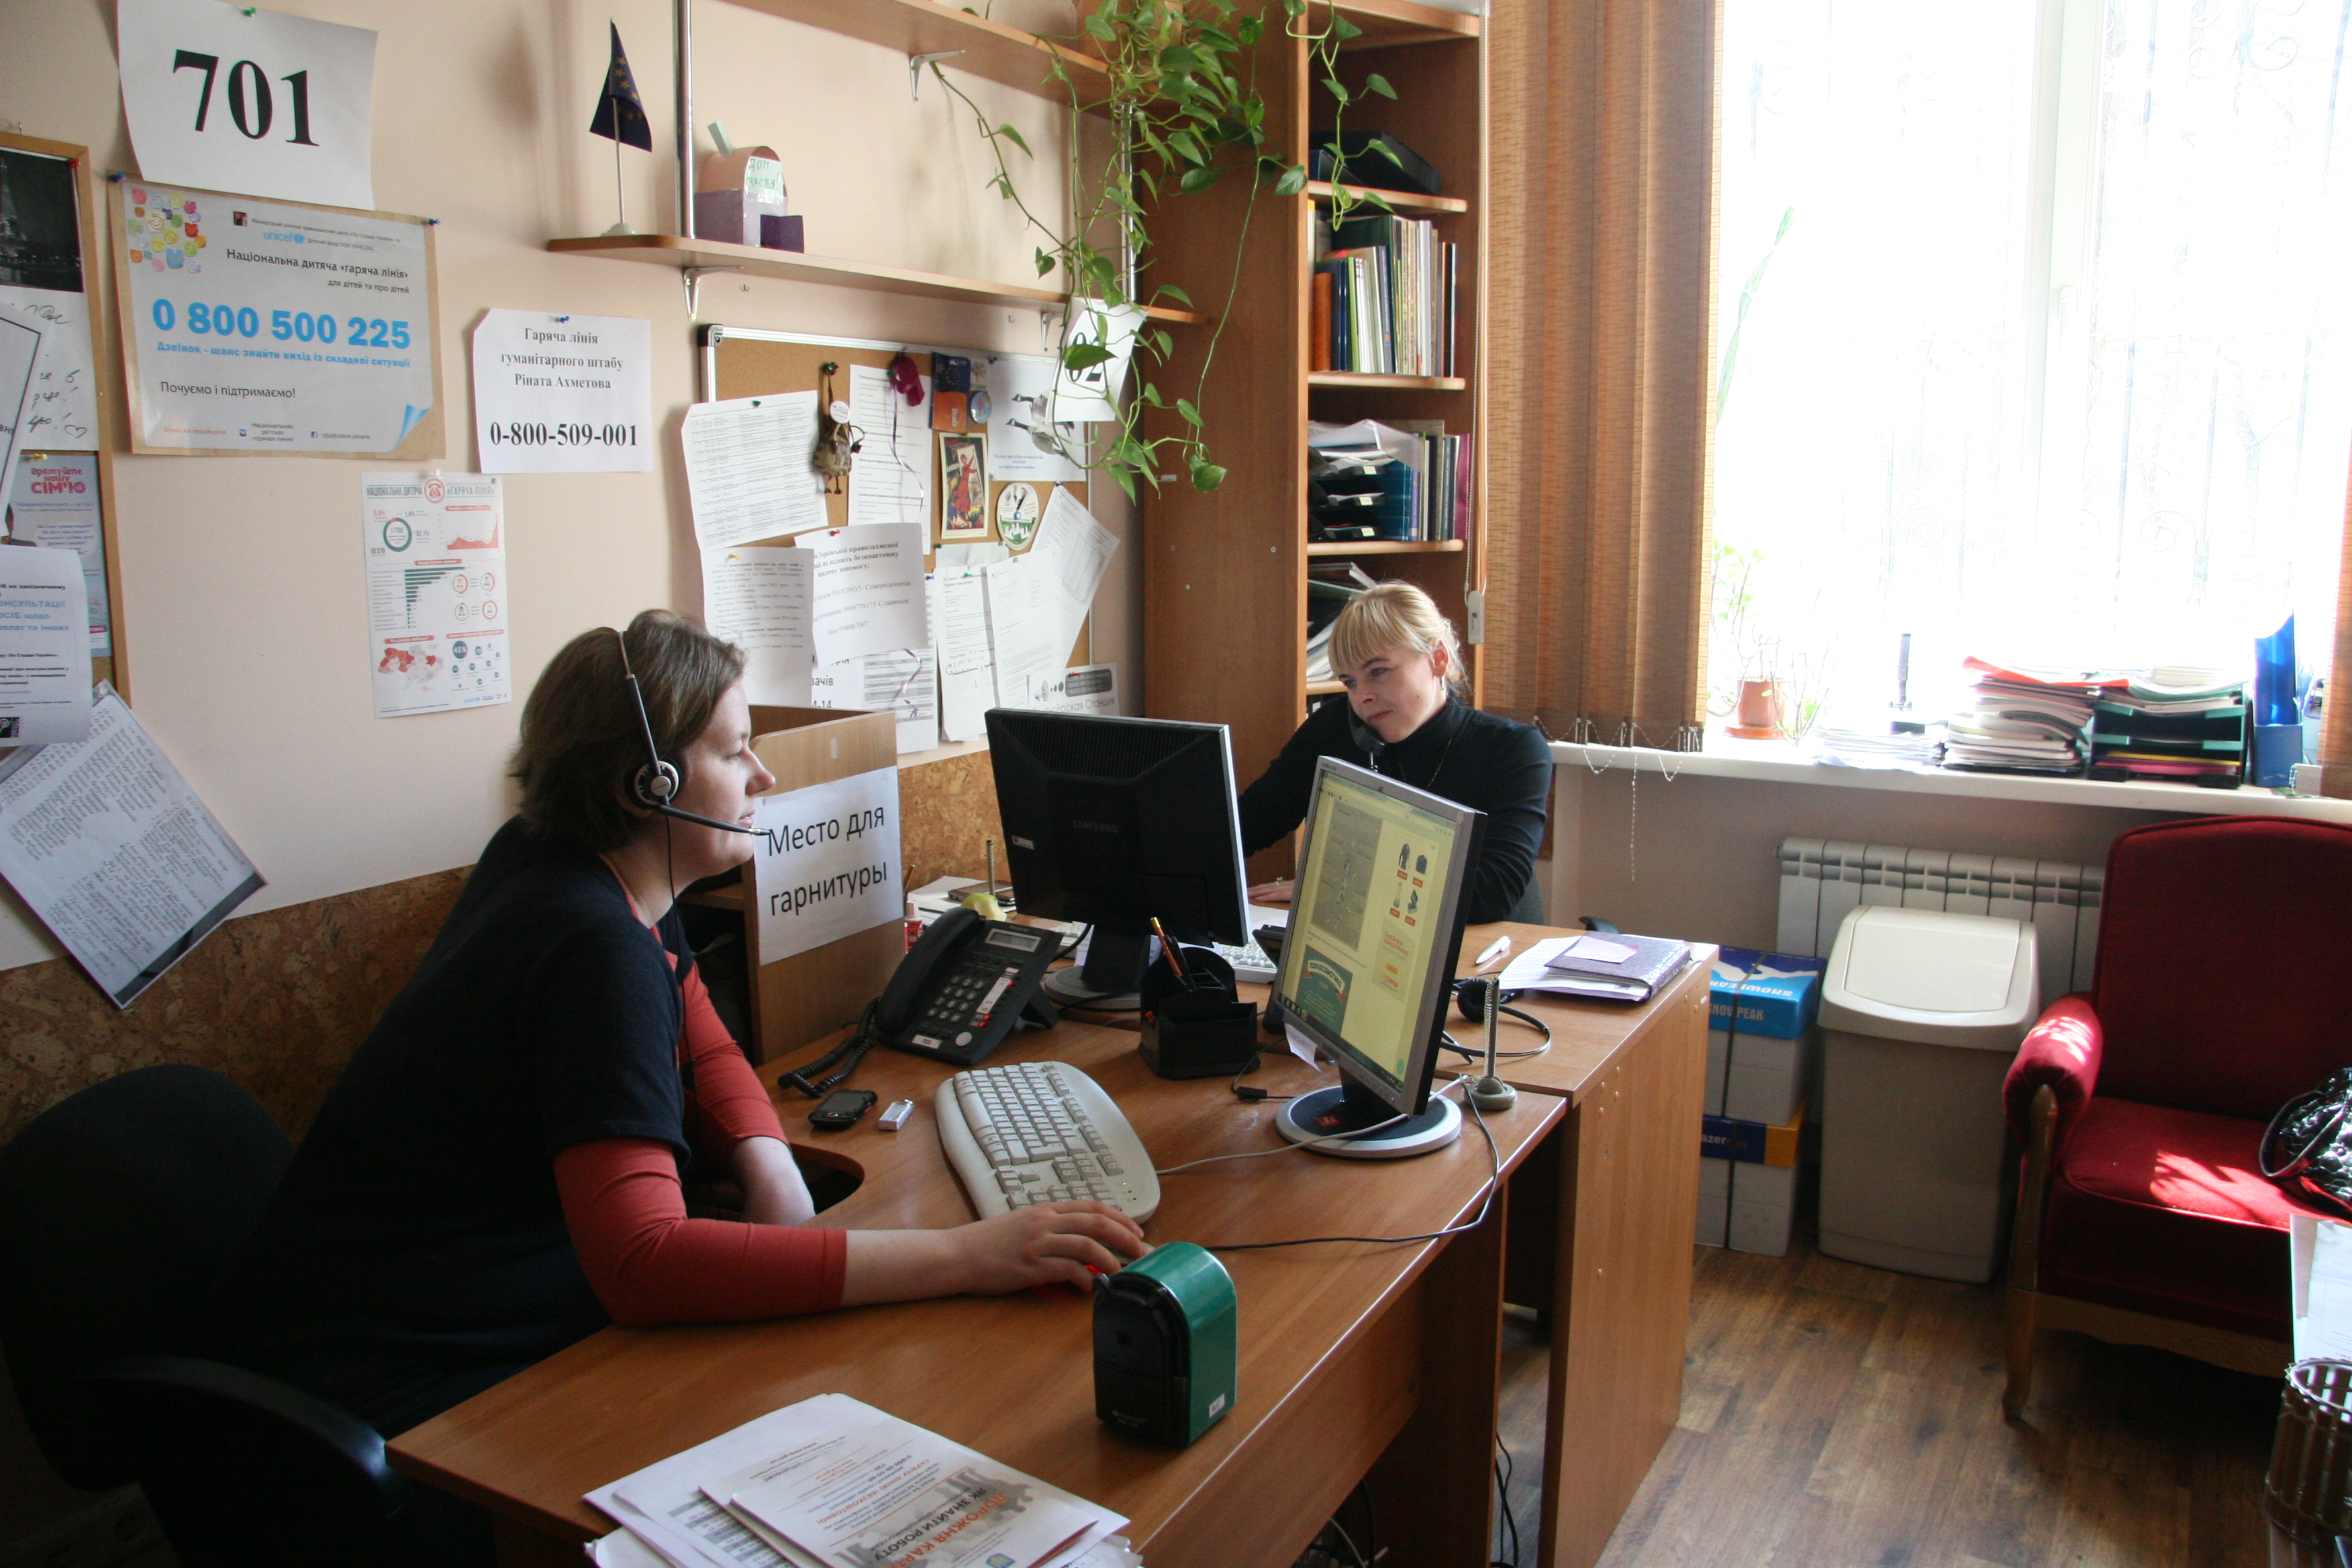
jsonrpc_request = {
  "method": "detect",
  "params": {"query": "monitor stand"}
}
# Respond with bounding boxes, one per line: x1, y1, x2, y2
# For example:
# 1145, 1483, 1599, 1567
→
1276, 1077, 1461, 1161
1041, 924, 1151, 1011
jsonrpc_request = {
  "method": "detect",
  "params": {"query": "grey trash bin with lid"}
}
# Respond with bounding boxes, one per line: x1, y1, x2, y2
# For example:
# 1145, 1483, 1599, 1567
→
1816, 906, 2041, 1283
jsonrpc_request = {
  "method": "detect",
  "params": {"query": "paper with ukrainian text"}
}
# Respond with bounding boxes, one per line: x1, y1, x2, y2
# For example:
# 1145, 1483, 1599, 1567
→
682, 393, 826, 551
0, 683, 263, 1008
703, 544, 814, 707
360, 472, 509, 718
0, 544, 91, 744
470, 309, 650, 473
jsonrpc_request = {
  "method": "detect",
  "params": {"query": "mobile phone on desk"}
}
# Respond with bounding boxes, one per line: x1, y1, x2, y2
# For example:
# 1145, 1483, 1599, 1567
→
808, 1089, 878, 1130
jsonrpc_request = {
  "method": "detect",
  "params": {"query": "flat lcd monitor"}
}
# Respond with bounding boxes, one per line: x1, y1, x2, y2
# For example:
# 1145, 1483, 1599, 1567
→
1271, 757, 1485, 1159
985, 709, 1251, 1007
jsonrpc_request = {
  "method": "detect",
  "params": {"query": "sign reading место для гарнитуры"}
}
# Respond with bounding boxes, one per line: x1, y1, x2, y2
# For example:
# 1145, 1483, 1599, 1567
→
752, 766, 903, 964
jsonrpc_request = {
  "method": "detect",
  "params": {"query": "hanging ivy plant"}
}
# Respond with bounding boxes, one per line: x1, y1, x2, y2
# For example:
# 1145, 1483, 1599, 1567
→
932, 0, 1398, 497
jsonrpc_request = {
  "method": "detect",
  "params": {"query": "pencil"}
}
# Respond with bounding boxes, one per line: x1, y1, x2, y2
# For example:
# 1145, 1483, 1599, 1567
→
1151, 917, 1186, 977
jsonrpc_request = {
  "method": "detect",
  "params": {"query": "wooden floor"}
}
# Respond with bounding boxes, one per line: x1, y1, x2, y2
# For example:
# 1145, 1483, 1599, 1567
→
1494, 1219, 2284, 1568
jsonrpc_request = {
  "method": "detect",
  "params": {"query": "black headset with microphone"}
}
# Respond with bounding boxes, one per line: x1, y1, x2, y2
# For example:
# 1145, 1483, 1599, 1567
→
1442, 975, 1553, 1059
614, 627, 777, 845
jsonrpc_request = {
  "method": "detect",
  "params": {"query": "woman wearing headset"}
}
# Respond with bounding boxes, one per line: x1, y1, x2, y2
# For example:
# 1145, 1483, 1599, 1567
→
1241, 583, 1552, 924
210, 612, 1146, 1458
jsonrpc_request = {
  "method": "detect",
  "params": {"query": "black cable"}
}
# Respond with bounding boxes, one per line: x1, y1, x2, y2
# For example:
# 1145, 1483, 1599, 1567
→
1355, 1477, 1378, 1567
779, 1001, 885, 1097
1204, 1087, 1501, 1253
1228, 1050, 1300, 1102
1493, 1431, 1520, 1567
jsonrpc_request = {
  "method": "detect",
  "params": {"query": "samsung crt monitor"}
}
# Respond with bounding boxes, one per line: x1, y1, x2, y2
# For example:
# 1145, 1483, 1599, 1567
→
984, 710, 1251, 1007
1272, 757, 1485, 1159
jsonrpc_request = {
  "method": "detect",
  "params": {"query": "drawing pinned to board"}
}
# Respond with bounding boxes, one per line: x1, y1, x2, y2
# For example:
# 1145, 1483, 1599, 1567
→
994, 481, 1040, 552
938, 432, 988, 540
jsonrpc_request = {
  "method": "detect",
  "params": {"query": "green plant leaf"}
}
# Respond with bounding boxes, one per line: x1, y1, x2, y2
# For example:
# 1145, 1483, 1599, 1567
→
995, 123, 1032, 157
1365, 72, 1395, 99
1179, 164, 1221, 192
1142, 381, 1165, 405
1369, 140, 1404, 165
1330, 13, 1361, 39
1036, 249, 1057, 276
1158, 43, 1202, 73
1189, 456, 1227, 491
1156, 282, 1193, 306
1238, 15, 1262, 44
1273, 162, 1308, 196
1323, 77, 1351, 102
1175, 397, 1202, 426
1170, 129, 1206, 164
1085, 10, 1116, 40
1063, 341, 1115, 371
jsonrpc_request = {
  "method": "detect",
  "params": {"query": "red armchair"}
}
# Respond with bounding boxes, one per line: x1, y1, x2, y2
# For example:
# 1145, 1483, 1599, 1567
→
2002, 816, 2352, 1420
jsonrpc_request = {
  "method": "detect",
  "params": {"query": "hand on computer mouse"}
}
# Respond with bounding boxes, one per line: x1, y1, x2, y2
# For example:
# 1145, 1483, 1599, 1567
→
954, 1201, 1150, 1295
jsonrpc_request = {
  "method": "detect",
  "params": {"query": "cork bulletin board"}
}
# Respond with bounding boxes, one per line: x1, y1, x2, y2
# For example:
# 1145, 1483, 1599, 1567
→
698, 323, 1094, 667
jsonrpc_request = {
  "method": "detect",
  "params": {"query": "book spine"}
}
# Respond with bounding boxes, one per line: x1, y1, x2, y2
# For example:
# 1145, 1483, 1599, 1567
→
1310, 271, 1334, 375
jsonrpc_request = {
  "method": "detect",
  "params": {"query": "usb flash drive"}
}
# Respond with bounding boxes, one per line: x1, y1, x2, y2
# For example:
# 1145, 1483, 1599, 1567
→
878, 1099, 915, 1132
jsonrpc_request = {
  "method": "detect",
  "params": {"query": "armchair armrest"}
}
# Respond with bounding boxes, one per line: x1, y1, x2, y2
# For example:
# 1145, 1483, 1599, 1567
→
2004, 994, 2104, 1159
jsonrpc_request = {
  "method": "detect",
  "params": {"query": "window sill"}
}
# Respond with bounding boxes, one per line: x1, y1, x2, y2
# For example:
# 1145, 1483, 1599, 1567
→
1548, 732, 2352, 822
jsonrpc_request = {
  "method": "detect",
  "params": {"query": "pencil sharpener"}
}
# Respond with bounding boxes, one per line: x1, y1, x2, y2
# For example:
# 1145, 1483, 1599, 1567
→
1094, 1242, 1237, 1446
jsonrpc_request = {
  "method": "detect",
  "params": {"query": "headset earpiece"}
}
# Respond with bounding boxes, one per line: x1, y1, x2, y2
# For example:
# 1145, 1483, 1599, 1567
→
631, 755, 683, 809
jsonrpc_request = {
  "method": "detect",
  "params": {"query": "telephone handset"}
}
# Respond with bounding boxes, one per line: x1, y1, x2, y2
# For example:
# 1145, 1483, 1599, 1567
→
881, 907, 1060, 1067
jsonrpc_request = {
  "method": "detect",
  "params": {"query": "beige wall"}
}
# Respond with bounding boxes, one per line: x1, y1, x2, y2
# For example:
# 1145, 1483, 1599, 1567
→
0, 0, 1137, 975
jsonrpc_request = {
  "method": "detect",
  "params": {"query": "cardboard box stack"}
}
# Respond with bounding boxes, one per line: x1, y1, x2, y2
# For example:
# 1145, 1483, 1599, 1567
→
1697, 949, 1823, 1256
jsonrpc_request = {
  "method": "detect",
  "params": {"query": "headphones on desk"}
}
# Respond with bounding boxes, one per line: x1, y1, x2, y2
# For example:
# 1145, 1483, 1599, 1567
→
611, 627, 771, 842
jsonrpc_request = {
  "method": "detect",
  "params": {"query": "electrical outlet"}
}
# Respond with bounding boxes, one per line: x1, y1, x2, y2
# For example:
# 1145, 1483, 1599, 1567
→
1465, 589, 1486, 645
0, 1488, 163, 1568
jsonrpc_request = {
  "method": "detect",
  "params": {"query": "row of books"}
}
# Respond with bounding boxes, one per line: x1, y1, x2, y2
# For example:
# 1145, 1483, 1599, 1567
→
1310, 212, 1459, 378
1306, 418, 1471, 544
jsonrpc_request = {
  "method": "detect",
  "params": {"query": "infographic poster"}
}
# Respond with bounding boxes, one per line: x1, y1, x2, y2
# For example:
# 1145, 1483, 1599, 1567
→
358, 471, 508, 718
115, 182, 439, 456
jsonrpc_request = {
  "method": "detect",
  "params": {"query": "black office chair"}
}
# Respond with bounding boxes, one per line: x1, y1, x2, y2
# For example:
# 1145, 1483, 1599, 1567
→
0, 1064, 423, 1567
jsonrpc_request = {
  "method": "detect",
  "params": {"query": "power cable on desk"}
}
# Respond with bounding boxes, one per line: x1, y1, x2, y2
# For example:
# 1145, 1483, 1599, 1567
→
1192, 1083, 1503, 1253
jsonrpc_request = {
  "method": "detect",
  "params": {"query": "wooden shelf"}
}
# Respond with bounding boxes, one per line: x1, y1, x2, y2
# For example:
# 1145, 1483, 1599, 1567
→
720, 0, 1109, 102
1306, 538, 1465, 556
1308, 679, 1349, 695
546, 234, 1208, 324
1306, 181, 1469, 215
1330, 0, 1482, 47
1308, 371, 1467, 389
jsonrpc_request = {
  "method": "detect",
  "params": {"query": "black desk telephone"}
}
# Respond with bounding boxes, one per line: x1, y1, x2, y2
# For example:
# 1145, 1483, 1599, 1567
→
782, 908, 1059, 1097
881, 908, 1059, 1066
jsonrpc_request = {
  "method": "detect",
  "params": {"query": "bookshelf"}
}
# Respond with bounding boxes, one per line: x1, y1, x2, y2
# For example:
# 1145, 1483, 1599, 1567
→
1140, 0, 1487, 876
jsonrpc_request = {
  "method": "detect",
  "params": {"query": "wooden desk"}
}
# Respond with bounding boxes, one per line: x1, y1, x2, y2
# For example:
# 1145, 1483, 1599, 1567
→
388, 1019, 1562, 1568
1453, 924, 1714, 1568
1079, 918, 1711, 1568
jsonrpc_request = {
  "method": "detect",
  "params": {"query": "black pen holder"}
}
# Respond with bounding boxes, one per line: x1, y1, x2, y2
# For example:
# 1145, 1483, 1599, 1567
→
1138, 948, 1260, 1080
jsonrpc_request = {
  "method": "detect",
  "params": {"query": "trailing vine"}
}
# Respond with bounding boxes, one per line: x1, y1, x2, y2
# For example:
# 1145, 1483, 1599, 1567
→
934, 0, 1402, 498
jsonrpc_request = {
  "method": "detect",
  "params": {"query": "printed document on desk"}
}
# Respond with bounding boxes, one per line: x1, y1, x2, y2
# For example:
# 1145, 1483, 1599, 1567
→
0, 684, 263, 1008
683, 393, 826, 550
588, 1391, 1125, 1568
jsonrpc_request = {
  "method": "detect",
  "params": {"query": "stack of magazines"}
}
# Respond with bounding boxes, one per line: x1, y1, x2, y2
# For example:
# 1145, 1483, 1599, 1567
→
585, 1393, 1135, 1568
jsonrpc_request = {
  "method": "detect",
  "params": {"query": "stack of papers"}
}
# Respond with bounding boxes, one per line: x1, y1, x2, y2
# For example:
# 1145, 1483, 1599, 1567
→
1941, 658, 2110, 775
1495, 935, 1687, 1003
1807, 720, 1941, 769
587, 1393, 1136, 1568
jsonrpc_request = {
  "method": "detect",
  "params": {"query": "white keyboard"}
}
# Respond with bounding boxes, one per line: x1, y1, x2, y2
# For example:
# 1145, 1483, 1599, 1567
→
1212, 936, 1278, 984
936, 1061, 1160, 1222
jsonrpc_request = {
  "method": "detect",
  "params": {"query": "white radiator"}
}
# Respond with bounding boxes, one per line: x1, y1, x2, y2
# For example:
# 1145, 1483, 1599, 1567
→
1776, 837, 2104, 1003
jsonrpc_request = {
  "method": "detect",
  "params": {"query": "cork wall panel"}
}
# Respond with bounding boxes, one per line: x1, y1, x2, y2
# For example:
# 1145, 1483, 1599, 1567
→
0, 867, 469, 1148
899, 750, 1008, 894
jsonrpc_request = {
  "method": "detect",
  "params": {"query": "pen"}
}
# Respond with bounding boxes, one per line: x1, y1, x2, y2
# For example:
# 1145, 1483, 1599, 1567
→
1151, 917, 1186, 978
1473, 935, 1513, 973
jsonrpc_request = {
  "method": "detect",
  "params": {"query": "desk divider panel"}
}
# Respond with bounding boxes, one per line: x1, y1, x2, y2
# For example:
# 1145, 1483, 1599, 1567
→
745, 705, 901, 1064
